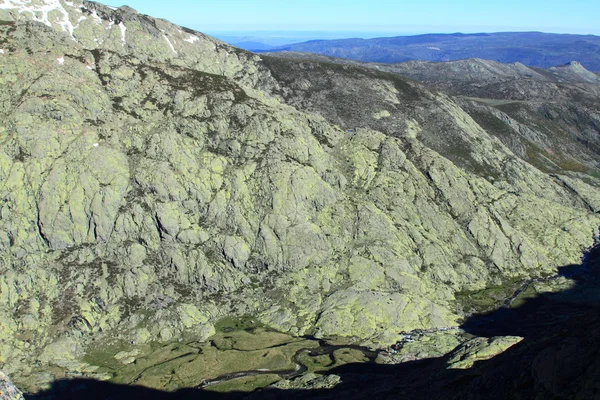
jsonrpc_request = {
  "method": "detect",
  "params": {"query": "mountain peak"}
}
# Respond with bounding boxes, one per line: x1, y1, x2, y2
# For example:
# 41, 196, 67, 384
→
0, 0, 122, 39
558, 60, 586, 70
0, 0, 268, 88
550, 60, 600, 82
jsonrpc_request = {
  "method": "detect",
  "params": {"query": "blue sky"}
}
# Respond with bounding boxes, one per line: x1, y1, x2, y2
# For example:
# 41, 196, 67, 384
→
110, 0, 600, 35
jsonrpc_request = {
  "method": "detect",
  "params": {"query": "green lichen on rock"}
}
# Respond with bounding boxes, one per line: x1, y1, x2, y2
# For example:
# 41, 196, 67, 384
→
0, 0, 598, 394
268, 373, 341, 390
379, 330, 465, 364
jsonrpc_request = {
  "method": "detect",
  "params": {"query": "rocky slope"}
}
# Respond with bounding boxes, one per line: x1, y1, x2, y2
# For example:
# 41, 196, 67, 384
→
0, 0, 598, 395
375, 58, 600, 176
267, 53, 600, 180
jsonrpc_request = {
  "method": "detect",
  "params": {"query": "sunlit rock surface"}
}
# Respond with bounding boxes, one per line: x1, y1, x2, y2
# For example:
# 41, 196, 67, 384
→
0, 0, 598, 394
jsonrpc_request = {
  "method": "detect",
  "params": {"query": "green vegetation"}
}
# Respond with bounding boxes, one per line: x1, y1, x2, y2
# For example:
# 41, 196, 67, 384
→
455, 278, 527, 314
204, 374, 281, 393
79, 318, 320, 391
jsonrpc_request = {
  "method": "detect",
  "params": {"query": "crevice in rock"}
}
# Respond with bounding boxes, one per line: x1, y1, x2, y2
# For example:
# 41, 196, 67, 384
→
550, 173, 596, 212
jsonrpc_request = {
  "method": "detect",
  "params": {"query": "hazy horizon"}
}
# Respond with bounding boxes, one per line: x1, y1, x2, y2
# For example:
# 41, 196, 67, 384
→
110, 0, 600, 36
205, 29, 600, 49
206, 30, 425, 48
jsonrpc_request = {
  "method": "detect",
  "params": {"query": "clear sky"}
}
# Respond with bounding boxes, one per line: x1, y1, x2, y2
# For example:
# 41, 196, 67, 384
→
108, 0, 600, 35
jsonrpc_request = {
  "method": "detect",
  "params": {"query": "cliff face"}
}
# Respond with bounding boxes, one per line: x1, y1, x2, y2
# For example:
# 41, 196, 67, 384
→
0, 0, 598, 392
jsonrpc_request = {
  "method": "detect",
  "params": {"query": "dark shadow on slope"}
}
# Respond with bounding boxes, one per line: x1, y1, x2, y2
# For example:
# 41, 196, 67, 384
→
448, 245, 600, 400
26, 380, 240, 400
27, 246, 600, 400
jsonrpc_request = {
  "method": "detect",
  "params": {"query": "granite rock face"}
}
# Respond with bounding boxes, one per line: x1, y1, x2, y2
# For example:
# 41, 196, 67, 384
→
0, 370, 24, 400
0, 0, 598, 392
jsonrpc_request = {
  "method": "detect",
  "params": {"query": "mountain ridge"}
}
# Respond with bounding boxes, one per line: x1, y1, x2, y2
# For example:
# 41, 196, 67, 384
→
0, 0, 598, 396
264, 52, 600, 177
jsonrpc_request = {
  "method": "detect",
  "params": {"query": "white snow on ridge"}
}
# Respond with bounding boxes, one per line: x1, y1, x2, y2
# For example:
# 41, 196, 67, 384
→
0, 0, 117, 38
0, 0, 80, 38
118, 21, 126, 46
184, 35, 199, 44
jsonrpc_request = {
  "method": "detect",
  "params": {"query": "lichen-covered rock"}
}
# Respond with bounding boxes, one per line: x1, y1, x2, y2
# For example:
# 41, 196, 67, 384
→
380, 330, 465, 364
315, 290, 457, 342
0, 0, 598, 392
268, 373, 341, 390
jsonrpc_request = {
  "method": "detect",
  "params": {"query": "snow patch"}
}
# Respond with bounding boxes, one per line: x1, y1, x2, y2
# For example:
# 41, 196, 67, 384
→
0, 0, 79, 38
118, 21, 127, 46
428, 46, 441, 51
86, 65, 93, 69
184, 35, 199, 44
57, 56, 65, 65
0, 49, 4, 54
163, 34, 177, 54
93, 143, 99, 147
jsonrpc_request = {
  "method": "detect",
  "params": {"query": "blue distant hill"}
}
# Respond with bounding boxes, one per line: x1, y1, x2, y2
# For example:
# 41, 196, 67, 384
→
259, 32, 600, 71
230, 41, 275, 51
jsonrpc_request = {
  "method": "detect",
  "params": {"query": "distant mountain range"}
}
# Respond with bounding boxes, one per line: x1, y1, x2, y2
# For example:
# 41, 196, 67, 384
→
211, 31, 416, 52
229, 41, 275, 51
259, 32, 600, 71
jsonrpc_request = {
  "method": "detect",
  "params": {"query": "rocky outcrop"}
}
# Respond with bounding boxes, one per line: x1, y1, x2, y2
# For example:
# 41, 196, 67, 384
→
268, 373, 341, 390
0, 0, 598, 393
549, 61, 600, 84
0, 370, 24, 400
446, 336, 523, 369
